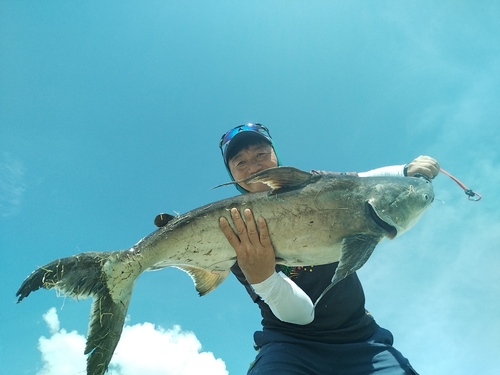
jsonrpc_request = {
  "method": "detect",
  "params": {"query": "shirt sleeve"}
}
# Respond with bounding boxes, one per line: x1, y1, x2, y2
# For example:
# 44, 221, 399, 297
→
251, 271, 315, 325
358, 164, 406, 177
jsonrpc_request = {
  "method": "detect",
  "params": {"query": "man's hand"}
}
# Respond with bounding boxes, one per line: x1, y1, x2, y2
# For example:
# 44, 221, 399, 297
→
219, 208, 276, 284
406, 155, 440, 179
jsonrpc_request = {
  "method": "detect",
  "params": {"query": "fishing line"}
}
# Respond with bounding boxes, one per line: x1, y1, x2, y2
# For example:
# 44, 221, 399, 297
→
439, 168, 482, 201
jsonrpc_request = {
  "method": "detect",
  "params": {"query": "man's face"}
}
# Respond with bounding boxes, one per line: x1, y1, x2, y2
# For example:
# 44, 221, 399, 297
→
228, 143, 278, 192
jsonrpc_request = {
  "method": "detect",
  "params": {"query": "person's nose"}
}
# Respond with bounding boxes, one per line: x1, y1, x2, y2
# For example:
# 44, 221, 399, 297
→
247, 158, 263, 175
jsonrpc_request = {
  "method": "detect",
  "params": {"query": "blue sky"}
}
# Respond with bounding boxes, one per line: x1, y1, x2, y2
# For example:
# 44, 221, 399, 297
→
1, 1, 499, 374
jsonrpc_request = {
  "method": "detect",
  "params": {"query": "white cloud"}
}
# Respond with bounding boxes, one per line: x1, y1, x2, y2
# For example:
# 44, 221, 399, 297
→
111, 323, 228, 375
0, 152, 26, 218
38, 308, 86, 375
43, 308, 60, 334
37, 308, 228, 375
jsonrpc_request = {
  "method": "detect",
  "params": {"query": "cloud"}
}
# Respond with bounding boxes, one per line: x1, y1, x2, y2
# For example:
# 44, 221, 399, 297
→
43, 308, 61, 334
37, 308, 228, 375
37, 308, 87, 375
110, 323, 228, 375
0, 152, 26, 218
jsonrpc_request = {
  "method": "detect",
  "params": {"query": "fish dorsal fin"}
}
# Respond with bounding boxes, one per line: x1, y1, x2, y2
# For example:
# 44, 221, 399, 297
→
175, 266, 230, 296
154, 213, 176, 228
212, 166, 315, 191
244, 166, 317, 192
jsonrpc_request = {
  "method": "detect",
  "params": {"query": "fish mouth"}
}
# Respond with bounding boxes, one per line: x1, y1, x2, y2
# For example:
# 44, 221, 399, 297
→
367, 202, 397, 239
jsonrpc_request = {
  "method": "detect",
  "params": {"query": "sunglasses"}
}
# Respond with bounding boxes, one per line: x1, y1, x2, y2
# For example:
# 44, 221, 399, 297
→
219, 123, 273, 155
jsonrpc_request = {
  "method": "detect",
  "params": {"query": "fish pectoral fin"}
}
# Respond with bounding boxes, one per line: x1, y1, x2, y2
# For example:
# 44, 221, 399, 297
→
313, 235, 380, 308
175, 266, 230, 296
334, 234, 379, 283
244, 166, 318, 192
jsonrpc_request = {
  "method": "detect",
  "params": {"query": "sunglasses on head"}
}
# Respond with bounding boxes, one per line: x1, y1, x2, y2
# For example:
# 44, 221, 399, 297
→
219, 123, 272, 154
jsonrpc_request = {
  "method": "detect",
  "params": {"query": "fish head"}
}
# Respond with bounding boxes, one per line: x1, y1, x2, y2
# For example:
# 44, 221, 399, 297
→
367, 176, 434, 239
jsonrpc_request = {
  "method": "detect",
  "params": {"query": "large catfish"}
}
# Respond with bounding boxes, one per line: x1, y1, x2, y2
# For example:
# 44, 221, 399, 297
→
16, 167, 434, 375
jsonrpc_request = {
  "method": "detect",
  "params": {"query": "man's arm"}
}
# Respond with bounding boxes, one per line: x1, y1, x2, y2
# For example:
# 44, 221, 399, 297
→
359, 155, 440, 179
251, 271, 314, 325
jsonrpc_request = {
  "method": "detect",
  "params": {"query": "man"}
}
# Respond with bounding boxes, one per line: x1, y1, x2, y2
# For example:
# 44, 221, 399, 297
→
217, 123, 439, 375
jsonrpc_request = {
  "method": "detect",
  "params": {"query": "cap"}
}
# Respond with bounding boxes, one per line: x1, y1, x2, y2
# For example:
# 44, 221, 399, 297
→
218, 123, 281, 193
219, 123, 274, 165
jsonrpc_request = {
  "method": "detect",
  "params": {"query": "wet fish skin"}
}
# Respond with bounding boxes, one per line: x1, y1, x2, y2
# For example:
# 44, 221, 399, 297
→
16, 167, 434, 375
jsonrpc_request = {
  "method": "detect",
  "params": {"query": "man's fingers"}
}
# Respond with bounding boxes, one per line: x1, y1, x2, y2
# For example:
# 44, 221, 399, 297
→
221, 208, 271, 251
408, 156, 440, 179
230, 208, 248, 238
244, 209, 260, 240
257, 216, 272, 248
430, 161, 440, 177
219, 216, 241, 249
419, 156, 440, 178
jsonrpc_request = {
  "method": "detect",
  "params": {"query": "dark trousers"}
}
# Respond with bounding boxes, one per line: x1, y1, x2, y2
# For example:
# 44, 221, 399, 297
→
248, 327, 418, 375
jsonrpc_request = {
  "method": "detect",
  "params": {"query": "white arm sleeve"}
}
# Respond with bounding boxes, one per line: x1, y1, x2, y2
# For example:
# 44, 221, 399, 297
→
251, 271, 314, 325
358, 164, 406, 177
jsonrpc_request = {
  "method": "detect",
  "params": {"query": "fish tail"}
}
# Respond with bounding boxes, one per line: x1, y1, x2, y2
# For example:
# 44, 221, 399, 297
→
16, 251, 137, 375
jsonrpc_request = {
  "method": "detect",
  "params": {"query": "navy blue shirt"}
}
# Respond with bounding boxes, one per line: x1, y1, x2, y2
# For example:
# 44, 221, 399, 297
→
231, 262, 378, 344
